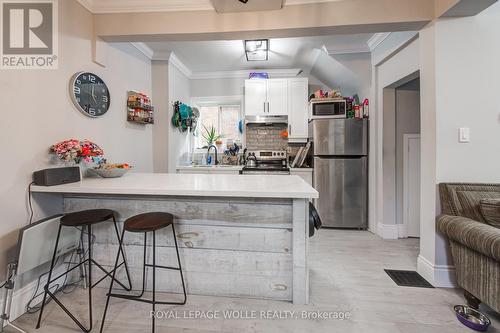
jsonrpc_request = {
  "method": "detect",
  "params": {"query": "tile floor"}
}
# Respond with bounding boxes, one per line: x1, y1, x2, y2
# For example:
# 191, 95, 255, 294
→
8, 230, 500, 332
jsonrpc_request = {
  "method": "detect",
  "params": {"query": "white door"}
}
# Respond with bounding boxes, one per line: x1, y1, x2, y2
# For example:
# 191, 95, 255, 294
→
244, 79, 267, 116
266, 79, 288, 115
288, 78, 309, 141
404, 134, 420, 238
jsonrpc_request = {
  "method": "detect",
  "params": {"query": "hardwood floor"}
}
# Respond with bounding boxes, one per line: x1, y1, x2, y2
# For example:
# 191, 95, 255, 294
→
9, 229, 500, 332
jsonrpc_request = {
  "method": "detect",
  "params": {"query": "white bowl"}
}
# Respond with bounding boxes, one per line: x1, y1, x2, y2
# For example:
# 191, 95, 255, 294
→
91, 168, 130, 178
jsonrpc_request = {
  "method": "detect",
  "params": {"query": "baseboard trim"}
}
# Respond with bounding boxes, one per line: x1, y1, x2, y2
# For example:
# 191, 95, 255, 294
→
397, 224, 407, 238
417, 254, 456, 288
376, 223, 399, 239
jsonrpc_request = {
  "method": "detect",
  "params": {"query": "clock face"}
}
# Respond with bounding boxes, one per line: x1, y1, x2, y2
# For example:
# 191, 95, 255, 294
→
70, 72, 110, 117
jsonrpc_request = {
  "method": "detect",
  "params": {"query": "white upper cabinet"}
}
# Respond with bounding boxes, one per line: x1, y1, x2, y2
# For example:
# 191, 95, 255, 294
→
245, 78, 309, 142
288, 78, 309, 141
244, 79, 267, 116
244, 79, 288, 116
266, 79, 288, 116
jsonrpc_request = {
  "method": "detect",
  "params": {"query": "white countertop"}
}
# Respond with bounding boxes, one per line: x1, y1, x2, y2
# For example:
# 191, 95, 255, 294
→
31, 173, 318, 199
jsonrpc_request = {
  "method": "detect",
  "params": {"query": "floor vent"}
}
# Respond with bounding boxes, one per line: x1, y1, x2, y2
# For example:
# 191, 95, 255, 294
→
384, 269, 434, 288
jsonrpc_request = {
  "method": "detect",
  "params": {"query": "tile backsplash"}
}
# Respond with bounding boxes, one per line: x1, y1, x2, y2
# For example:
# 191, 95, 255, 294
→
245, 124, 288, 151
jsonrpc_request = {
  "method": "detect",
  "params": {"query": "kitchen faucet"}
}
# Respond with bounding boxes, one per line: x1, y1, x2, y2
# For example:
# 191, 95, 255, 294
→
207, 145, 218, 165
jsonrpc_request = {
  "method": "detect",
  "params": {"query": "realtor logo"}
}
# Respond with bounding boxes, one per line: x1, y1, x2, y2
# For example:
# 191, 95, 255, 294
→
1, 0, 58, 69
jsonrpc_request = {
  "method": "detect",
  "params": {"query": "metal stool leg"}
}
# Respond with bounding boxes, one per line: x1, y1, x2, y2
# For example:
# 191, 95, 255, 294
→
37, 224, 92, 332
171, 223, 187, 304
152, 230, 156, 333
99, 227, 126, 333
87, 224, 93, 331
112, 215, 132, 291
36, 224, 62, 329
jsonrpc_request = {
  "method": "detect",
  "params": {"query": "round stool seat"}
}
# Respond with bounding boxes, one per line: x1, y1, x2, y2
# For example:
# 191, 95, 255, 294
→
124, 212, 173, 233
61, 209, 115, 227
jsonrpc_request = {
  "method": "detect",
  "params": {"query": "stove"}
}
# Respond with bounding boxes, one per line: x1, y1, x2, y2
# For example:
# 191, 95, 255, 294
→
241, 150, 290, 175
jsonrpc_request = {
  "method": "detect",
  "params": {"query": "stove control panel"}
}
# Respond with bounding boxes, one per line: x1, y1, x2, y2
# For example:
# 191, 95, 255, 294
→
251, 150, 287, 160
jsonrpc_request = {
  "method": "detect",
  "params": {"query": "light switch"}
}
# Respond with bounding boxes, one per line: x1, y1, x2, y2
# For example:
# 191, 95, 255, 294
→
459, 127, 470, 143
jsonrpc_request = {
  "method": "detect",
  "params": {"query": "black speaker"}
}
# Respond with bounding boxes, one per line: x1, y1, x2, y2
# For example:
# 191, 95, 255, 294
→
33, 167, 81, 186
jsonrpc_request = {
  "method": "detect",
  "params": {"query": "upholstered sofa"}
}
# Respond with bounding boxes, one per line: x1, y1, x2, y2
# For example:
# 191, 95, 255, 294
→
436, 183, 500, 313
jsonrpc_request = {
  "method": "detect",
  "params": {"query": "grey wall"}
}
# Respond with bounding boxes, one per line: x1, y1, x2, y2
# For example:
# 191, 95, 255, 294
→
395, 81, 421, 226
310, 52, 372, 99
191, 77, 245, 97
152, 60, 169, 172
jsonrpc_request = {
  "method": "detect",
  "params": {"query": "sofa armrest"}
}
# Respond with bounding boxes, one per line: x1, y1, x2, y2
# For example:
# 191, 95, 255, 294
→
437, 214, 500, 261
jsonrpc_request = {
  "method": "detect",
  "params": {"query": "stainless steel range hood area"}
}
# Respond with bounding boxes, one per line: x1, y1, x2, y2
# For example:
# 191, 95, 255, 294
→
245, 115, 288, 125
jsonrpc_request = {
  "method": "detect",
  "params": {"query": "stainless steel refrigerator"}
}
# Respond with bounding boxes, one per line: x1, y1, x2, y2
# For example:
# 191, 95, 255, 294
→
310, 118, 368, 228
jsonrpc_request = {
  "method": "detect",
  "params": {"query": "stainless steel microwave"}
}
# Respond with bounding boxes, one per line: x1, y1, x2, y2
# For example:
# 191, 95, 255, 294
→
309, 99, 346, 119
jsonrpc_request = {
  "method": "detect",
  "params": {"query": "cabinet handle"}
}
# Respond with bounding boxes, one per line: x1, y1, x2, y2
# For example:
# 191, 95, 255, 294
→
267, 102, 270, 113
289, 124, 291, 135
263, 102, 266, 113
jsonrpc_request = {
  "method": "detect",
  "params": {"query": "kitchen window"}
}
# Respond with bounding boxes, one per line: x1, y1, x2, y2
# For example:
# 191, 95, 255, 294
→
194, 102, 242, 148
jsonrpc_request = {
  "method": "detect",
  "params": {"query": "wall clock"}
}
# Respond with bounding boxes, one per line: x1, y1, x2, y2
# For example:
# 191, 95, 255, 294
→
70, 72, 110, 117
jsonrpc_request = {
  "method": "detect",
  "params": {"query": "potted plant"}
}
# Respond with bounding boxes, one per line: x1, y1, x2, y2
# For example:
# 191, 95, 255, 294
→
201, 125, 222, 147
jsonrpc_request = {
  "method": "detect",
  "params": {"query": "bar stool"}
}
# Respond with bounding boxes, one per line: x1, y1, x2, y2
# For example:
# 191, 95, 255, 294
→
36, 209, 132, 332
100, 212, 187, 333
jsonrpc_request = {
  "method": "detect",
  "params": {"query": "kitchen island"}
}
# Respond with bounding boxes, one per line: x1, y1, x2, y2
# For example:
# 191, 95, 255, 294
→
31, 173, 318, 304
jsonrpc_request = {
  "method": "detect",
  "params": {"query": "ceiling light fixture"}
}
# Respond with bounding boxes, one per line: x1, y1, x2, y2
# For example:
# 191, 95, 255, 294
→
244, 39, 269, 61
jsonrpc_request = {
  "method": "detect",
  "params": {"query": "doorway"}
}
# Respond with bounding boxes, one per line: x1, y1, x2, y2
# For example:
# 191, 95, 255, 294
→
382, 76, 421, 238
396, 79, 421, 237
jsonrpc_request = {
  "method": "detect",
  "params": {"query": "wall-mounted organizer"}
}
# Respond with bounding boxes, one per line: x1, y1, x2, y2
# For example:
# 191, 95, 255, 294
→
127, 91, 154, 124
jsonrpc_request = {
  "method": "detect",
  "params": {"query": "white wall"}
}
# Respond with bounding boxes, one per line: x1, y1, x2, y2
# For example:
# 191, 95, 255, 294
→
191, 77, 245, 97
0, 0, 153, 278
168, 63, 192, 172
417, 2, 500, 286
311, 51, 372, 99
435, 4, 500, 182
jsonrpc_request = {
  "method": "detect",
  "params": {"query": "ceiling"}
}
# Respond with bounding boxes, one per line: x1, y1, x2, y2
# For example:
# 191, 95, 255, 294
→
77, 0, 348, 13
144, 34, 375, 73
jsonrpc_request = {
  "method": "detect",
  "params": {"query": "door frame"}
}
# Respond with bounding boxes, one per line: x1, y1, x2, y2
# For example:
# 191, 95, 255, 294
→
403, 133, 420, 238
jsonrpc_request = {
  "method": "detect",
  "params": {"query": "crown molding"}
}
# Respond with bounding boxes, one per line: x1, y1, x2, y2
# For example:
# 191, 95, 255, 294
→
131, 42, 155, 59
168, 53, 193, 78
76, 0, 93, 12
190, 68, 302, 80
367, 33, 391, 51
325, 46, 371, 55
76, 0, 213, 14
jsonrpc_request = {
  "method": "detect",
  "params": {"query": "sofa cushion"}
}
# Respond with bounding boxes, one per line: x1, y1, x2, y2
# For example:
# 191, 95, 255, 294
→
439, 183, 500, 216
480, 199, 500, 228
456, 191, 500, 222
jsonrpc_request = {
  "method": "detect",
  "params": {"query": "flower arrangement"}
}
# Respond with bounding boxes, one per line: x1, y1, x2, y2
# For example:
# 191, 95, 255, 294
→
50, 139, 105, 164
